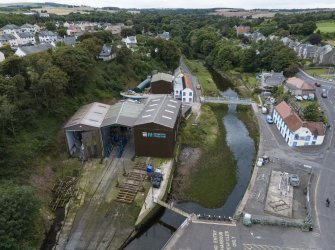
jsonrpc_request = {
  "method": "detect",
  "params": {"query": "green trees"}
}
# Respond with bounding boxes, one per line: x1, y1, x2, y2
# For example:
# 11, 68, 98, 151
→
188, 27, 220, 57
149, 38, 181, 69
303, 102, 323, 122
0, 183, 41, 250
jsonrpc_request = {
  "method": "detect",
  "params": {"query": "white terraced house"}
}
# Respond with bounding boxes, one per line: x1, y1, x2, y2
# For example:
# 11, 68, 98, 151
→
273, 101, 325, 147
38, 31, 58, 43
15, 32, 35, 45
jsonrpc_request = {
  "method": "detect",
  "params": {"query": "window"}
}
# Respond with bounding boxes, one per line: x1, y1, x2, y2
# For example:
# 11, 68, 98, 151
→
312, 141, 316, 145
313, 134, 318, 140
189, 92, 192, 96
183, 98, 186, 102
175, 90, 178, 94
189, 98, 192, 102
294, 134, 299, 140
183, 92, 186, 96
306, 136, 311, 141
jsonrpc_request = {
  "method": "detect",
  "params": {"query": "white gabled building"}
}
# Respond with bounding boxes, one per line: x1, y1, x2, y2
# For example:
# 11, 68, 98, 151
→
174, 77, 184, 99
15, 43, 54, 57
15, 32, 35, 45
38, 31, 58, 43
0, 51, 5, 63
20, 23, 36, 33
181, 74, 194, 103
0, 24, 20, 35
122, 36, 137, 49
273, 101, 325, 147
0, 34, 18, 48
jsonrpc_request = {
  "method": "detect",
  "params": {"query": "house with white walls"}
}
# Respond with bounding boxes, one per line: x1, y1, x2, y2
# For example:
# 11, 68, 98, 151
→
0, 24, 20, 35
0, 34, 18, 48
181, 74, 194, 103
174, 76, 184, 99
15, 32, 36, 45
272, 101, 325, 147
122, 36, 137, 49
15, 43, 54, 57
20, 23, 36, 33
38, 31, 58, 43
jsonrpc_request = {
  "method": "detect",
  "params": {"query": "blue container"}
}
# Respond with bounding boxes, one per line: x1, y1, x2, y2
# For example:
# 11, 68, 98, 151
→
146, 164, 154, 174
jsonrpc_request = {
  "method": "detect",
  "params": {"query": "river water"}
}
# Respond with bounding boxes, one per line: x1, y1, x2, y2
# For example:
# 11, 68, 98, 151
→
124, 69, 256, 250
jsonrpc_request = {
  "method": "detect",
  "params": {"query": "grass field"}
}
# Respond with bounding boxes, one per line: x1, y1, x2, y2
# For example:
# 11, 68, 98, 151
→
180, 104, 237, 208
32, 7, 91, 15
316, 21, 335, 33
305, 68, 335, 80
184, 59, 220, 97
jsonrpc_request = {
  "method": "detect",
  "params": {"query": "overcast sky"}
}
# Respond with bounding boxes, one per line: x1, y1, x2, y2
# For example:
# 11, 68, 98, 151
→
1, 0, 335, 9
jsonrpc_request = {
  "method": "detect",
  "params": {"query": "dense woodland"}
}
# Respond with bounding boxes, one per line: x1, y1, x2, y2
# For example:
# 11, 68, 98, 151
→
1, 8, 335, 249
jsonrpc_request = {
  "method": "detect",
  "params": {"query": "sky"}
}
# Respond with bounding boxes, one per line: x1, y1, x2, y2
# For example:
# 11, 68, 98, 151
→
1, 0, 335, 9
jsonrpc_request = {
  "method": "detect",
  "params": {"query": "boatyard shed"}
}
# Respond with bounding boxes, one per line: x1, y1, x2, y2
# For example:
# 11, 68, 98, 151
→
151, 72, 174, 94
64, 102, 110, 158
134, 96, 182, 157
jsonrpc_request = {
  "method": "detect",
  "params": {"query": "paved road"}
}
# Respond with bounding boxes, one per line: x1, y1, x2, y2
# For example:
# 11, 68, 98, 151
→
297, 70, 335, 249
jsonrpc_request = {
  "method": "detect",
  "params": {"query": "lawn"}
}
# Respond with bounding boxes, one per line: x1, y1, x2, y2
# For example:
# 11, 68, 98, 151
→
184, 58, 220, 97
180, 104, 237, 208
305, 68, 334, 80
316, 21, 335, 33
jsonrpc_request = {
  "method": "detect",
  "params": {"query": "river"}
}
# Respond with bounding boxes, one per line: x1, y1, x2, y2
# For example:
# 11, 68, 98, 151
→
124, 68, 256, 250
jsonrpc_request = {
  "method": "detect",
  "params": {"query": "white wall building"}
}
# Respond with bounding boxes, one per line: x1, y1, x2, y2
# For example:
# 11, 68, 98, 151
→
0, 34, 18, 47
20, 23, 36, 33
181, 74, 194, 103
122, 36, 137, 49
273, 101, 325, 147
0, 24, 20, 35
15, 32, 36, 45
174, 77, 184, 99
38, 31, 58, 43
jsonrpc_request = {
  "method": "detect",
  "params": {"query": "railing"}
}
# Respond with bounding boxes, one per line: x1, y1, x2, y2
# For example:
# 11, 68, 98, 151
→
200, 96, 253, 105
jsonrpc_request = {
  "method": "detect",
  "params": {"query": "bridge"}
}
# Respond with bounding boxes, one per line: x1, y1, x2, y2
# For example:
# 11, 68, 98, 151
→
154, 198, 191, 218
200, 96, 254, 105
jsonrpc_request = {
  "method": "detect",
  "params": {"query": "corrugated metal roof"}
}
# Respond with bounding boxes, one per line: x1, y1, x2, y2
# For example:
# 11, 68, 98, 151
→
64, 102, 110, 130
134, 95, 181, 128
101, 100, 146, 127
151, 72, 173, 83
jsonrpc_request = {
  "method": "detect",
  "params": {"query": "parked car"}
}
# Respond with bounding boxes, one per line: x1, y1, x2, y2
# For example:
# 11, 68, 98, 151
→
196, 84, 201, 90
290, 174, 300, 187
266, 115, 274, 124
321, 91, 328, 98
315, 82, 321, 87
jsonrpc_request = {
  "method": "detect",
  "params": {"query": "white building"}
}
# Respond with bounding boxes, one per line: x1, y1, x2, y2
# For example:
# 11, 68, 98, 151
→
272, 101, 325, 147
122, 36, 137, 49
15, 43, 54, 57
174, 77, 184, 99
20, 23, 36, 33
0, 24, 20, 35
15, 32, 36, 45
0, 51, 5, 63
0, 34, 18, 47
181, 74, 194, 103
38, 31, 58, 43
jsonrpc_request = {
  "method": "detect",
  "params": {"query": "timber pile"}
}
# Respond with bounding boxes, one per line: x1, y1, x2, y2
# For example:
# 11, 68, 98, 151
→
115, 162, 147, 204
50, 177, 79, 211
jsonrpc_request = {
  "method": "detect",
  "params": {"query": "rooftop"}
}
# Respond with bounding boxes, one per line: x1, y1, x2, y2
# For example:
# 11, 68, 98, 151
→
101, 100, 146, 127
17, 32, 34, 38
39, 31, 57, 37
134, 95, 181, 128
1, 24, 19, 30
275, 101, 292, 119
18, 43, 54, 55
285, 112, 303, 132
183, 74, 193, 90
286, 77, 315, 91
151, 72, 173, 83
64, 102, 110, 130
304, 122, 325, 136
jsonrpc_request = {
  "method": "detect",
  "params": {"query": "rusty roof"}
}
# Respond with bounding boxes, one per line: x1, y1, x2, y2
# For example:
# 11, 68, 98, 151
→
286, 77, 315, 90
304, 122, 325, 136
284, 113, 303, 132
275, 101, 292, 119
183, 73, 193, 90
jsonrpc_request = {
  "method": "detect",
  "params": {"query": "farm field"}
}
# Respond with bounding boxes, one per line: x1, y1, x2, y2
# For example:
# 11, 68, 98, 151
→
31, 7, 91, 15
316, 21, 335, 33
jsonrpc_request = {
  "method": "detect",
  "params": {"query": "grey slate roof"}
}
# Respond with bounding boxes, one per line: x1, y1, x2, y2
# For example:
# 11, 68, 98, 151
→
21, 23, 34, 28
0, 34, 16, 41
17, 32, 34, 38
63, 36, 76, 46
18, 43, 54, 55
151, 72, 173, 83
39, 31, 57, 37
64, 102, 110, 130
134, 95, 181, 128
99, 44, 112, 57
262, 71, 286, 87
1, 24, 19, 30
101, 100, 146, 127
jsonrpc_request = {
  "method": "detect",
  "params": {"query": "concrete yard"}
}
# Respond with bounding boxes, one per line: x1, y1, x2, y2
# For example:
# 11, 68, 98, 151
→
264, 171, 293, 218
